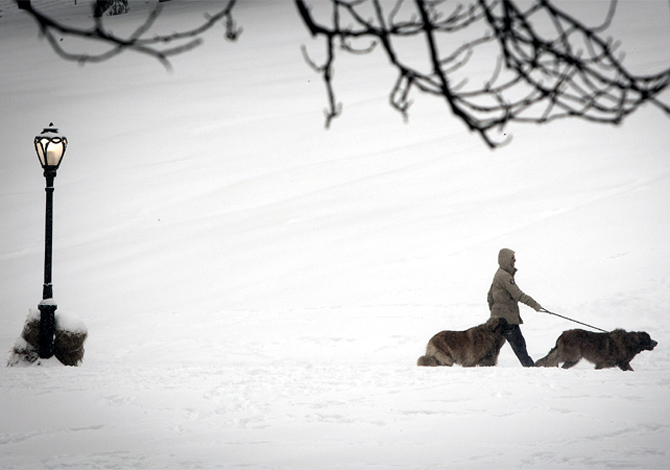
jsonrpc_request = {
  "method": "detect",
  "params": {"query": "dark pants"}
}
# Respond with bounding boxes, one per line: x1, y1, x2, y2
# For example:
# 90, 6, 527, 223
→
504, 325, 535, 367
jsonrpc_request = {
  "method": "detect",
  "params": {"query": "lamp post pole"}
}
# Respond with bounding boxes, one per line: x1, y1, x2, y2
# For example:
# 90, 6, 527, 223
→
34, 123, 67, 359
42, 166, 58, 300
38, 167, 57, 358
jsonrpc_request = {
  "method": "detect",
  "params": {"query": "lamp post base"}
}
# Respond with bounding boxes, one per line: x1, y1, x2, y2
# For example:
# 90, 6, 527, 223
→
38, 302, 57, 359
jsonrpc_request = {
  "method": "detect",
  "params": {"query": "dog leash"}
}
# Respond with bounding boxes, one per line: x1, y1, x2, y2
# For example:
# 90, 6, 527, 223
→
539, 308, 608, 332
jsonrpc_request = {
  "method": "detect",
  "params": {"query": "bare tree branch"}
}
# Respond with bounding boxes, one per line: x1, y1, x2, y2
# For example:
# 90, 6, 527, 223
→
13, 0, 670, 147
296, 0, 670, 147
15, 0, 241, 70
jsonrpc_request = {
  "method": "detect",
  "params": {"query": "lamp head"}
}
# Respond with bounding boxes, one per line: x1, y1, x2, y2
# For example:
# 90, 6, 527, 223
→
34, 123, 67, 170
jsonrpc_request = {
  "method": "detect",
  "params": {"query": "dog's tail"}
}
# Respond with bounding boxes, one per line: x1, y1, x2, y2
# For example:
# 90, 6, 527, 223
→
535, 347, 559, 367
417, 355, 441, 366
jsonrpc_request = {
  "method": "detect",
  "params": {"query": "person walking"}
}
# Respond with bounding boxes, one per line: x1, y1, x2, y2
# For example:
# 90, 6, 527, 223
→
487, 248, 543, 367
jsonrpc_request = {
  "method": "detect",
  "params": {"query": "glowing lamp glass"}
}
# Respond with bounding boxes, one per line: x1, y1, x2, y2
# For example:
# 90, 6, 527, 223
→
34, 124, 67, 169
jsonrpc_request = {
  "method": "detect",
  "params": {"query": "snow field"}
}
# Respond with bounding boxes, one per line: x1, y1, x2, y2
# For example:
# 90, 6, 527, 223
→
1, 1, 669, 468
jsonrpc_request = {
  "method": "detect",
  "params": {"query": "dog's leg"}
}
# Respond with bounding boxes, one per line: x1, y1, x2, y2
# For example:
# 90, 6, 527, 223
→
436, 353, 454, 366
478, 357, 497, 367
535, 347, 559, 367
477, 348, 502, 367
618, 362, 634, 371
561, 360, 579, 369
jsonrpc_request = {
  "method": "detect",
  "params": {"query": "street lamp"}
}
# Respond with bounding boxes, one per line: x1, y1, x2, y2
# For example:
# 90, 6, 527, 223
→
34, 123, 67, 359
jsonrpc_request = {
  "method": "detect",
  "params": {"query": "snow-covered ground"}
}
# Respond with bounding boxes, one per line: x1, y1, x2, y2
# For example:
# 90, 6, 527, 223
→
1, 1, 669, 468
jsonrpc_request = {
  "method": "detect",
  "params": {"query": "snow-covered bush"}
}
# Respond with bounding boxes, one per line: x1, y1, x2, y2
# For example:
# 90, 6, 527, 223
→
54, 313, 88, 366
7, 309, 87, 367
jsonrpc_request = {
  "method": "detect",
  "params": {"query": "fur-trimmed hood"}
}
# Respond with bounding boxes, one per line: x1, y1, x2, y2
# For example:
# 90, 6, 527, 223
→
498, 248, 517, 275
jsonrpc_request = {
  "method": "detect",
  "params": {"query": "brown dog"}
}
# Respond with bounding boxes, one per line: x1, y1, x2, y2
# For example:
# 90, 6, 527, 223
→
417, 317, 513, 367
535, 329, 657, 371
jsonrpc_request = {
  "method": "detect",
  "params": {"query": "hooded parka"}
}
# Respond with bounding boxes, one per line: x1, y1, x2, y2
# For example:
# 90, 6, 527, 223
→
487, 248, 541, 325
